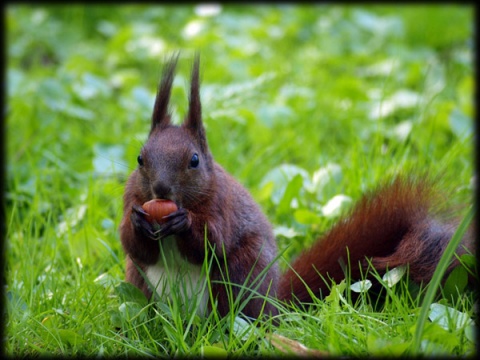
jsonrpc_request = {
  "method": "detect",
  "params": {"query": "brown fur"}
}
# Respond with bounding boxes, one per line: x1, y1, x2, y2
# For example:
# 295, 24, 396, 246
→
120, 55, 475, 319
120, 55, 279, 319
277, 178, 474, 303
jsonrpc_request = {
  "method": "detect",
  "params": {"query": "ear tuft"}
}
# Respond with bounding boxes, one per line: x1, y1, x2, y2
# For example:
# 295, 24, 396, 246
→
187, 52, 201, 128
184, 53, 209, 154
151, 53, 180, 133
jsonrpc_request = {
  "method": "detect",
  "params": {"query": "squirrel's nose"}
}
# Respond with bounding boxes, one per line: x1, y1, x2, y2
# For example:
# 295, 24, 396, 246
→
152, 180, 172, 199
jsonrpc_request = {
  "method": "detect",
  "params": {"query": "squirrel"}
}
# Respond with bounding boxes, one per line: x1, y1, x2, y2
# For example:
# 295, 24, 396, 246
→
120, 54, 475, 320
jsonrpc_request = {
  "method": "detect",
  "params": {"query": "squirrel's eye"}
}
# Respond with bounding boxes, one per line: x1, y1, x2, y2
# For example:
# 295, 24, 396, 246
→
137, 155, 144, 166
190, 153, 199, 168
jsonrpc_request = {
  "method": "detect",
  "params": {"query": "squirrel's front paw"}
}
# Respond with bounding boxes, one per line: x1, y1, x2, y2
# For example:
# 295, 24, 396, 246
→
156, 208, 191, 239
131, 204, 159, 241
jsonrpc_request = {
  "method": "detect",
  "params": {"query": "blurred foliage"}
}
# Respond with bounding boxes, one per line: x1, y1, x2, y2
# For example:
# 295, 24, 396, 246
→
7, 3, 473, 247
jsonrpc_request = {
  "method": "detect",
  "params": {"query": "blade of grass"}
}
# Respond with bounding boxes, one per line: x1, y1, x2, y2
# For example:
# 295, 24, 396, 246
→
412, 206, 474, 353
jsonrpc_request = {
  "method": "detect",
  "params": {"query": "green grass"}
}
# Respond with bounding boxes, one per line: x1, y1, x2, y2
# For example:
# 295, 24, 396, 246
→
5, 4, 476, 357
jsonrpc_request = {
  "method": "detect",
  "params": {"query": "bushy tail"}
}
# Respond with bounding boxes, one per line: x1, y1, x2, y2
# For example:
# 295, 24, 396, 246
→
278, 177, 474, 303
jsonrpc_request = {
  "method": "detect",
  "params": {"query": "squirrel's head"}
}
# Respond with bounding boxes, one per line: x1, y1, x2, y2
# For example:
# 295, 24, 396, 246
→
136, 54, 214, 208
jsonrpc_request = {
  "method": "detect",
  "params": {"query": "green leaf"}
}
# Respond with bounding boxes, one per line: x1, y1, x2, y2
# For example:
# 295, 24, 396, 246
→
367, 333, 410, 356
93, 143, 126, 176
200, 345, 228, 358
458, 253, 476, 269
109, 309, 123, 329
257, 181, 274, 203
442, 265, 468, 299
414, 322, 460, 354
114, 281, 148, 306
273, 225, 299, 238
41, 315, 58, 328
325, 280, 346, 304
449, 108, 472, 139
310, 163, 342, 201
56, 329, 85, 346
293, 208, 321, 225
277, 174, 304, 216
94, 272, 117, 288
257, 104, 293, 127
321, 194, 352, 218
429, 303, 473, 331
382, 266, 406, 287
231, 316, 257, 341
6, 290, 28, 315
118, 301, 146, 322
464, 323, 475, 343
72, 72, 111, 101
260, 164, 310, 205
350, 279, 372, 293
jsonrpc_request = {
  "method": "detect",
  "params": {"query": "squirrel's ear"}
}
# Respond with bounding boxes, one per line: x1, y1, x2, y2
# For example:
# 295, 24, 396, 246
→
151, 53, 179, 133
184, 53, 209, 153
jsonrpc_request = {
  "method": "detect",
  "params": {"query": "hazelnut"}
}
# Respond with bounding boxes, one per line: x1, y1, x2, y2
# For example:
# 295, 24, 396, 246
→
141, 199, 178, 223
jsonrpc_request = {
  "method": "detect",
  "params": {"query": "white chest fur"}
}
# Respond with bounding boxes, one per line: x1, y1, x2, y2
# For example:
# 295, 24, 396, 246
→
145, 237, 209, 316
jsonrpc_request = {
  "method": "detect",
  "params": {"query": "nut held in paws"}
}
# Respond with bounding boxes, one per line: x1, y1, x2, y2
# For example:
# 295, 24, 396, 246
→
141, 199, 178, 223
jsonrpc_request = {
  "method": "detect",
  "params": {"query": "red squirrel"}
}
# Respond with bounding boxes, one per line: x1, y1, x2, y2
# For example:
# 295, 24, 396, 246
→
120, 55, 474, 320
